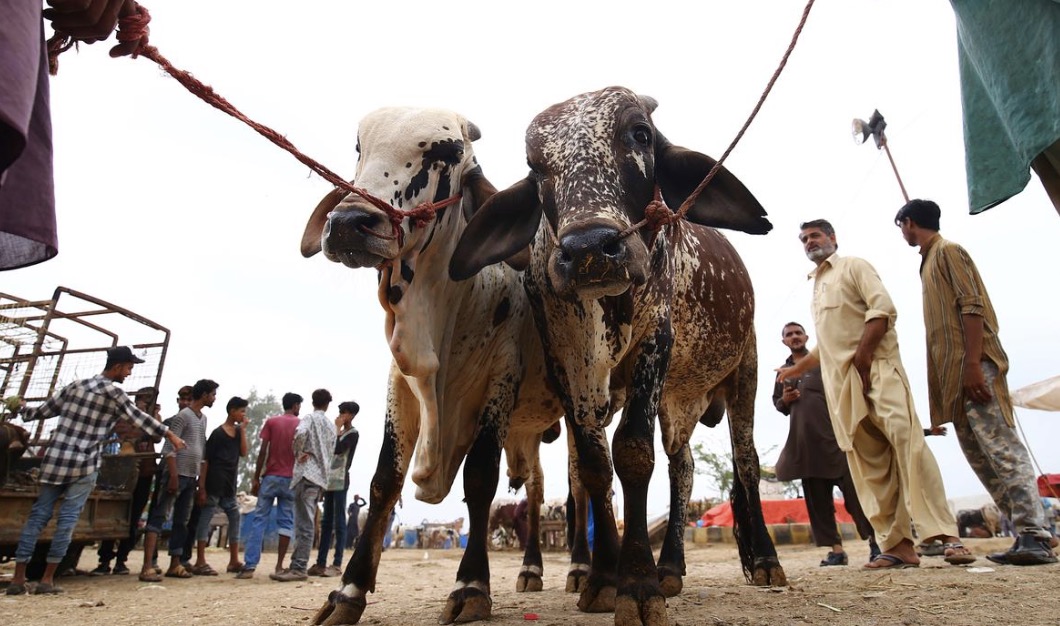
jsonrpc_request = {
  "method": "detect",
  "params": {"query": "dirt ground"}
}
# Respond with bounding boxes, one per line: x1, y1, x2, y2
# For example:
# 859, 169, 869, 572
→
1, 536, 1056, 626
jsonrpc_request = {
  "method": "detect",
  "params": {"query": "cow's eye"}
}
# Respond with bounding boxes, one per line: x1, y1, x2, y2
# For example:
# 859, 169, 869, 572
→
355, 141, 361, 154
632, 125, 652, 147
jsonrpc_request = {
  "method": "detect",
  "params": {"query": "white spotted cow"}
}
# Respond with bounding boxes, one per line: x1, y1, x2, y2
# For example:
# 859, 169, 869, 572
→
300, 108, 563, 624
451, 87, 786, 626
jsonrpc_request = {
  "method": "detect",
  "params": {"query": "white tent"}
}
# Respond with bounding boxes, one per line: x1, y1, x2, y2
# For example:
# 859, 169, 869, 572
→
1012, 376, 1060, 412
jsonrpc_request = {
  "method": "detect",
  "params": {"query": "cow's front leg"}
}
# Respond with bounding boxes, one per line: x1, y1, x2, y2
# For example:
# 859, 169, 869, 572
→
316, 381, 416, 625
440, 403, 509, 623
657, 440, 692, 597
612, 328, 672, 626
565, 413, 620, 613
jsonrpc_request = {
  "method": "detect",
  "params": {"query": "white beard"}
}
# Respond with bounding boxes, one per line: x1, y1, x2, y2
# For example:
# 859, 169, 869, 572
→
806, 241, 836, 262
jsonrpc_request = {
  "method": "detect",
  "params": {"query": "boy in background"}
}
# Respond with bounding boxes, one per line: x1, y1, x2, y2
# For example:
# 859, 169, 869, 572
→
190, 396, 249, 575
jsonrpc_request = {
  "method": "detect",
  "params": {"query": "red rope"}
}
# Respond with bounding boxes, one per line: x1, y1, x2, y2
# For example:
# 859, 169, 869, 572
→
615, 0, 817, 243
45, 4, 460, 245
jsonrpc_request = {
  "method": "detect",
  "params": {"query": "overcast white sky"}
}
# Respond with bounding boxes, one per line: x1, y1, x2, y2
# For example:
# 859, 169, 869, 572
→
7, 1, 1059, 527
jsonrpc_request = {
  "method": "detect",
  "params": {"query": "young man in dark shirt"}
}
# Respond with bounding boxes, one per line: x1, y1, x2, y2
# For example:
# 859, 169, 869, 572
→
190, 396, 249, 575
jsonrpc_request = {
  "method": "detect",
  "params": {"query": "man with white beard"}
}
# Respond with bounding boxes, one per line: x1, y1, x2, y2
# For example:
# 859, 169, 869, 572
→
777, 219, 974, 570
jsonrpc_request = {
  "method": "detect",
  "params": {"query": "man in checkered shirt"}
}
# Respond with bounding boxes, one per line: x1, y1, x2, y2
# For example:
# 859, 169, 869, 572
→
5, 346, 185, 596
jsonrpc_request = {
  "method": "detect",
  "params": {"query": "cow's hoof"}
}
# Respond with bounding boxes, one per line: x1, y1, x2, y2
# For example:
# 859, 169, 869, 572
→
439, 586, 492, 624
316, 591, 367, 625
312, 599, 334, 625
565, 567, 590, 593
576, 583, 617, 613
751, 557, 787, 587
657, 566, 683, 597
615, 593, 667, 626
515, 571, 542, 592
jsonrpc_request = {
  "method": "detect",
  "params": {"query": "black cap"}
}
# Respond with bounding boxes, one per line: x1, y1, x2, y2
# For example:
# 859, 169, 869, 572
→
107, 346, 145, 364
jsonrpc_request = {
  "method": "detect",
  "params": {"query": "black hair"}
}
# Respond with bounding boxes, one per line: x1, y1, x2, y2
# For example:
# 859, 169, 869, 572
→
311, 388, 333, 409
226, 396, 249, 413
781, 322, 805, 336
191, 379, 219, 400
895, 198, 941, 230
282, 392, 303, 411
338, 401, 360, 415
134, 386, 158, 405
799, 219, 835, 237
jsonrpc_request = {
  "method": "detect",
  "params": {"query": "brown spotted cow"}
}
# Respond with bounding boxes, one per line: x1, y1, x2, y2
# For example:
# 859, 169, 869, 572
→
300, 108, 563, 625
451, 87, 786, 626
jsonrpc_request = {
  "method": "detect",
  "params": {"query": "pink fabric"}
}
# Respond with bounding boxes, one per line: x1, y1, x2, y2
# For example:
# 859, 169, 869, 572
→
0, 2, 57, 270
260, 413, 300, 478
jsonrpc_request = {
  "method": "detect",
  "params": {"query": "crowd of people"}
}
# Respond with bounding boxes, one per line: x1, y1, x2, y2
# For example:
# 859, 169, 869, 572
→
5, 351, 363, 595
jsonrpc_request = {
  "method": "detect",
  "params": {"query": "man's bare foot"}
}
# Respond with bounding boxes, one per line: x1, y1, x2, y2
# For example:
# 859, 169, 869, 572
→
869, 538, 920, 568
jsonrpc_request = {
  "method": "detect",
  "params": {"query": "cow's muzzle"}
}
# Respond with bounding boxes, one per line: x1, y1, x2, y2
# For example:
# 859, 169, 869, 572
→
322, 204, 400, 268
550, 224, 644, 298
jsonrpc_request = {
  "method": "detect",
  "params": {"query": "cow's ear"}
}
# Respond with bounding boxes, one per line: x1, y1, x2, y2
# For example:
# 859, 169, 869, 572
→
655, 135, 772, 235
461, 165, 529, 270
503, 247, 531, 272
449, 177, 542, 281
301, 186, 350, 257
461, 164, 498, 219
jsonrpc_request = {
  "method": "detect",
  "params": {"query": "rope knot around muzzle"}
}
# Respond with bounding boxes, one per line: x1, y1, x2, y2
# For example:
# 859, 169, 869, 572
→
643, 194, 677, 232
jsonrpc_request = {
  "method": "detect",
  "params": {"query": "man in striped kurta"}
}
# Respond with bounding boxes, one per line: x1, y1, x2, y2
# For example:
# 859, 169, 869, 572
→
5, 347, 185, 595
896, 199, 1058, 566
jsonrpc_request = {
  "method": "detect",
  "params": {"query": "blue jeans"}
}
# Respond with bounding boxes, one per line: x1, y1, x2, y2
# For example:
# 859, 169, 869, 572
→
316, 489, 347, 567
145, 472, 197, 557
195, 494, 241, 545
16, 471, 99, 563
242, 474, 295, 569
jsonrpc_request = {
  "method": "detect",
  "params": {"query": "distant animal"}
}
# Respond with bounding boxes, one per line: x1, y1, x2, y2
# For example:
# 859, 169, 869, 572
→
0, 421, 30, 487
957, 502, 1002, 538
300, 108, 563, 626
451, 86, 785, 625
489, 499, 532, 549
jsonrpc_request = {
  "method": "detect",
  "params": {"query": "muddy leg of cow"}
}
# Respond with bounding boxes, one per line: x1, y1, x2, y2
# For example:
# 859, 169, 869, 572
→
565, 427, 592, 594
567, 419, 619, 614
315, 383, 416, 625
656, 440, 693, 597
516, 449, 545, 592
728, 344, 786, 587
610, 331, 670, 626
440, 418, 504, 624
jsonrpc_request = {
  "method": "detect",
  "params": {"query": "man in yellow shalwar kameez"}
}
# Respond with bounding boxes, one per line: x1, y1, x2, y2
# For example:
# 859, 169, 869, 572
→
778, 219, 975, 569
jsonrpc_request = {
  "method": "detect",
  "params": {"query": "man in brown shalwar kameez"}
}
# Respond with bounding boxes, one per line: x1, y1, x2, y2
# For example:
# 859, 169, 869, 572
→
773, 322, 878, 566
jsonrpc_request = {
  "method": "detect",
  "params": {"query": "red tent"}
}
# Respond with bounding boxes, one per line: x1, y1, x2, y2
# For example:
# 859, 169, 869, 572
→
700, 498, 857, 527
1037, 474, 1060, 498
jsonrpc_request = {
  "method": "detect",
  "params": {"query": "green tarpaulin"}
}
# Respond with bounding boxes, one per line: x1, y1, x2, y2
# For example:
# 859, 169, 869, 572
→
951, 0, 1060, 213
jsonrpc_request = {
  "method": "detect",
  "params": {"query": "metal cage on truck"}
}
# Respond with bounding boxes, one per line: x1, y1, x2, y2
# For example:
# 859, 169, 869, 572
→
0, 286, 170, 574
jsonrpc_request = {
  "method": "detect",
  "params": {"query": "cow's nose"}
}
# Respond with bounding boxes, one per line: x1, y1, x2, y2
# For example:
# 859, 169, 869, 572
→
326, 208, 386, 249
556, 225, 627, 280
